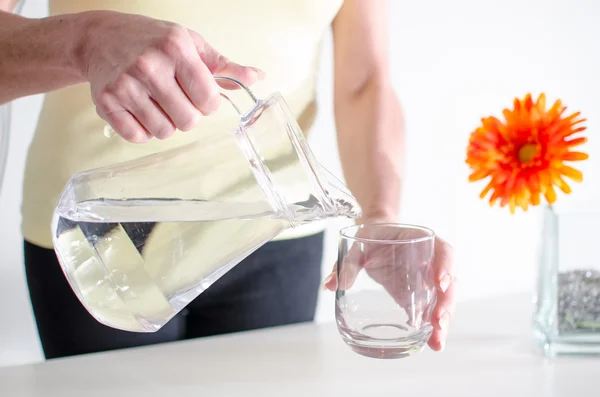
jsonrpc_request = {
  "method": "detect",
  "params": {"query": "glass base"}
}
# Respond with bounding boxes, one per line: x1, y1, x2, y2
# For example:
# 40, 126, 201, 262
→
338, 324, 432, 359
534, 328, 600, 357
343, 340, 427, 359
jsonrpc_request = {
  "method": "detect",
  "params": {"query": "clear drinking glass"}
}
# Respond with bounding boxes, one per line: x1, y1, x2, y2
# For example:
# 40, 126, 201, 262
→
335, 223, 437, 359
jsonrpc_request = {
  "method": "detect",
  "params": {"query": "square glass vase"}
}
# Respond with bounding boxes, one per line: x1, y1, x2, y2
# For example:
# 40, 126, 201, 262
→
534, 201, 600, 356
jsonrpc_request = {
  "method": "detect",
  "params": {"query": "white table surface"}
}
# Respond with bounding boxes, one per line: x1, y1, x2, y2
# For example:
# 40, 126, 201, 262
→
1, 293, 599, 396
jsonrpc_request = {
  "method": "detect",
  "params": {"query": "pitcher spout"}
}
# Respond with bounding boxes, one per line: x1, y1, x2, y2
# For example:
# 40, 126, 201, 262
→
317, 165, 362, 221
226, 89, 362, 227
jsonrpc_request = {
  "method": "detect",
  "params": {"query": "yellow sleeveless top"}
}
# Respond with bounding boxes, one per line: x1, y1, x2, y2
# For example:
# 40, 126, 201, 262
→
21, 0, 343, 249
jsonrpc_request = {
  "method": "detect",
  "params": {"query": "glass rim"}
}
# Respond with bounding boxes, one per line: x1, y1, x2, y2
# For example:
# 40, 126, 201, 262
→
339, 223, 435, 245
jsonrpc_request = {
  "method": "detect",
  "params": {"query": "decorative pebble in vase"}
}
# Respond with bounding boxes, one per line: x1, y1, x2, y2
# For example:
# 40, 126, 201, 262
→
465, 93, 596, 356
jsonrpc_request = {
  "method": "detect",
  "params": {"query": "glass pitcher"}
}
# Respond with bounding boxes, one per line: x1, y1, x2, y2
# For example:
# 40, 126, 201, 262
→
52, 76, 362, 333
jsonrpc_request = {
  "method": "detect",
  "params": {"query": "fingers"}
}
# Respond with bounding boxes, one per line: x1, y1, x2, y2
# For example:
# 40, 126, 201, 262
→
94, 86, 153, 143
322, 264, 337, 291
95, 56, 217, 140
215, 61, 264, 89
174, 54, 222, 116
428, 312, 449, 351
429, 237, 456, 351
130, 96, 177, 140
434, 236, 455, 294
322, 259, 361, 292
97, 106, 152, 144
149, 78, 202, 131
428, 279, 456, 351
323, 239, 366, 292
339, 259, 362, 291
127, 51, 203, 130
149, 26, 221, 118
87, 18, 267, 143
92, 25, 264, 143
94, 73, 178, 141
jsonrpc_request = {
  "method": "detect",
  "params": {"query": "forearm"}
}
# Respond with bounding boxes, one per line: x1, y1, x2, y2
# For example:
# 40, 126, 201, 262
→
0, 11, 87, 104
334, 77, 404, 222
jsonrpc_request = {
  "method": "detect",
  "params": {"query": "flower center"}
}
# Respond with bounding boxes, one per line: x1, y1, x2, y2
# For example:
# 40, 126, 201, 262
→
518, 143, 539, 163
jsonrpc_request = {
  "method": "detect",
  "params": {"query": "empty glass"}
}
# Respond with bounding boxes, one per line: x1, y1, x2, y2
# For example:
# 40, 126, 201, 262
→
335, 223, 437, 359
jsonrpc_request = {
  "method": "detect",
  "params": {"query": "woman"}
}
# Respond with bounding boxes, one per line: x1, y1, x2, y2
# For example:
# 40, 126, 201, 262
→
0, 0, 455, 359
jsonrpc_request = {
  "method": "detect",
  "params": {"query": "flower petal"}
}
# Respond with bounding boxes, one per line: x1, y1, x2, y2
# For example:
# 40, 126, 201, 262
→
565, 137, 587, 148
560, 166, 583, 182
544, 185, 557, 204
562, 152, 589, 161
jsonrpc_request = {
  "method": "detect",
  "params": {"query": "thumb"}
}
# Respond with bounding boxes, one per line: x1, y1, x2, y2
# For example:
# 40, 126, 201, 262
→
322, 243, 364, 292
187, 30, 264, 89
322, 263, 337, 291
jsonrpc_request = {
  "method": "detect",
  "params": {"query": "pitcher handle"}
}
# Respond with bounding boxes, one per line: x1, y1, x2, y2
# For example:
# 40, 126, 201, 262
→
213, 75, 259, 114
103, 75, 258, 138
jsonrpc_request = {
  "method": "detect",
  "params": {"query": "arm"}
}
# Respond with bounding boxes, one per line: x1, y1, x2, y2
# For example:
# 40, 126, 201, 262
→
331, 0, 404, 223
0, 11, 87, 104
0, 9, 260, 142
326, 1, 455, 352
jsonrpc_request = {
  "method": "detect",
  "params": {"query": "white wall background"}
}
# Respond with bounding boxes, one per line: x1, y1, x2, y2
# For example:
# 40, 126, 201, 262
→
2, 0, 600, 367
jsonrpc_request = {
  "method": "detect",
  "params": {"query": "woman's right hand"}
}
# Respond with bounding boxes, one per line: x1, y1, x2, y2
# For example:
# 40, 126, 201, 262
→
80, 11, 262, 143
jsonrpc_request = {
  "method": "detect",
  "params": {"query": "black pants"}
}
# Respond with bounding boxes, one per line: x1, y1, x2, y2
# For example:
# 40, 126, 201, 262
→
24, 232, 324, 360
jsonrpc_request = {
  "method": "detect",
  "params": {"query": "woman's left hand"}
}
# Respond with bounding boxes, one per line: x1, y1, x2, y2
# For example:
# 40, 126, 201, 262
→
322, 221, 456, 351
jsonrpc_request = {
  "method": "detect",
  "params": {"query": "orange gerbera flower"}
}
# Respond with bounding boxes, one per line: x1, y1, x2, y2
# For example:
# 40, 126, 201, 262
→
466, 93, 588, 213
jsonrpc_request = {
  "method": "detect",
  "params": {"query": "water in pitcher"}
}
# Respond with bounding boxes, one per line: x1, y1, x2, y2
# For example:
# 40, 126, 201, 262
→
54, 202, 302, 333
